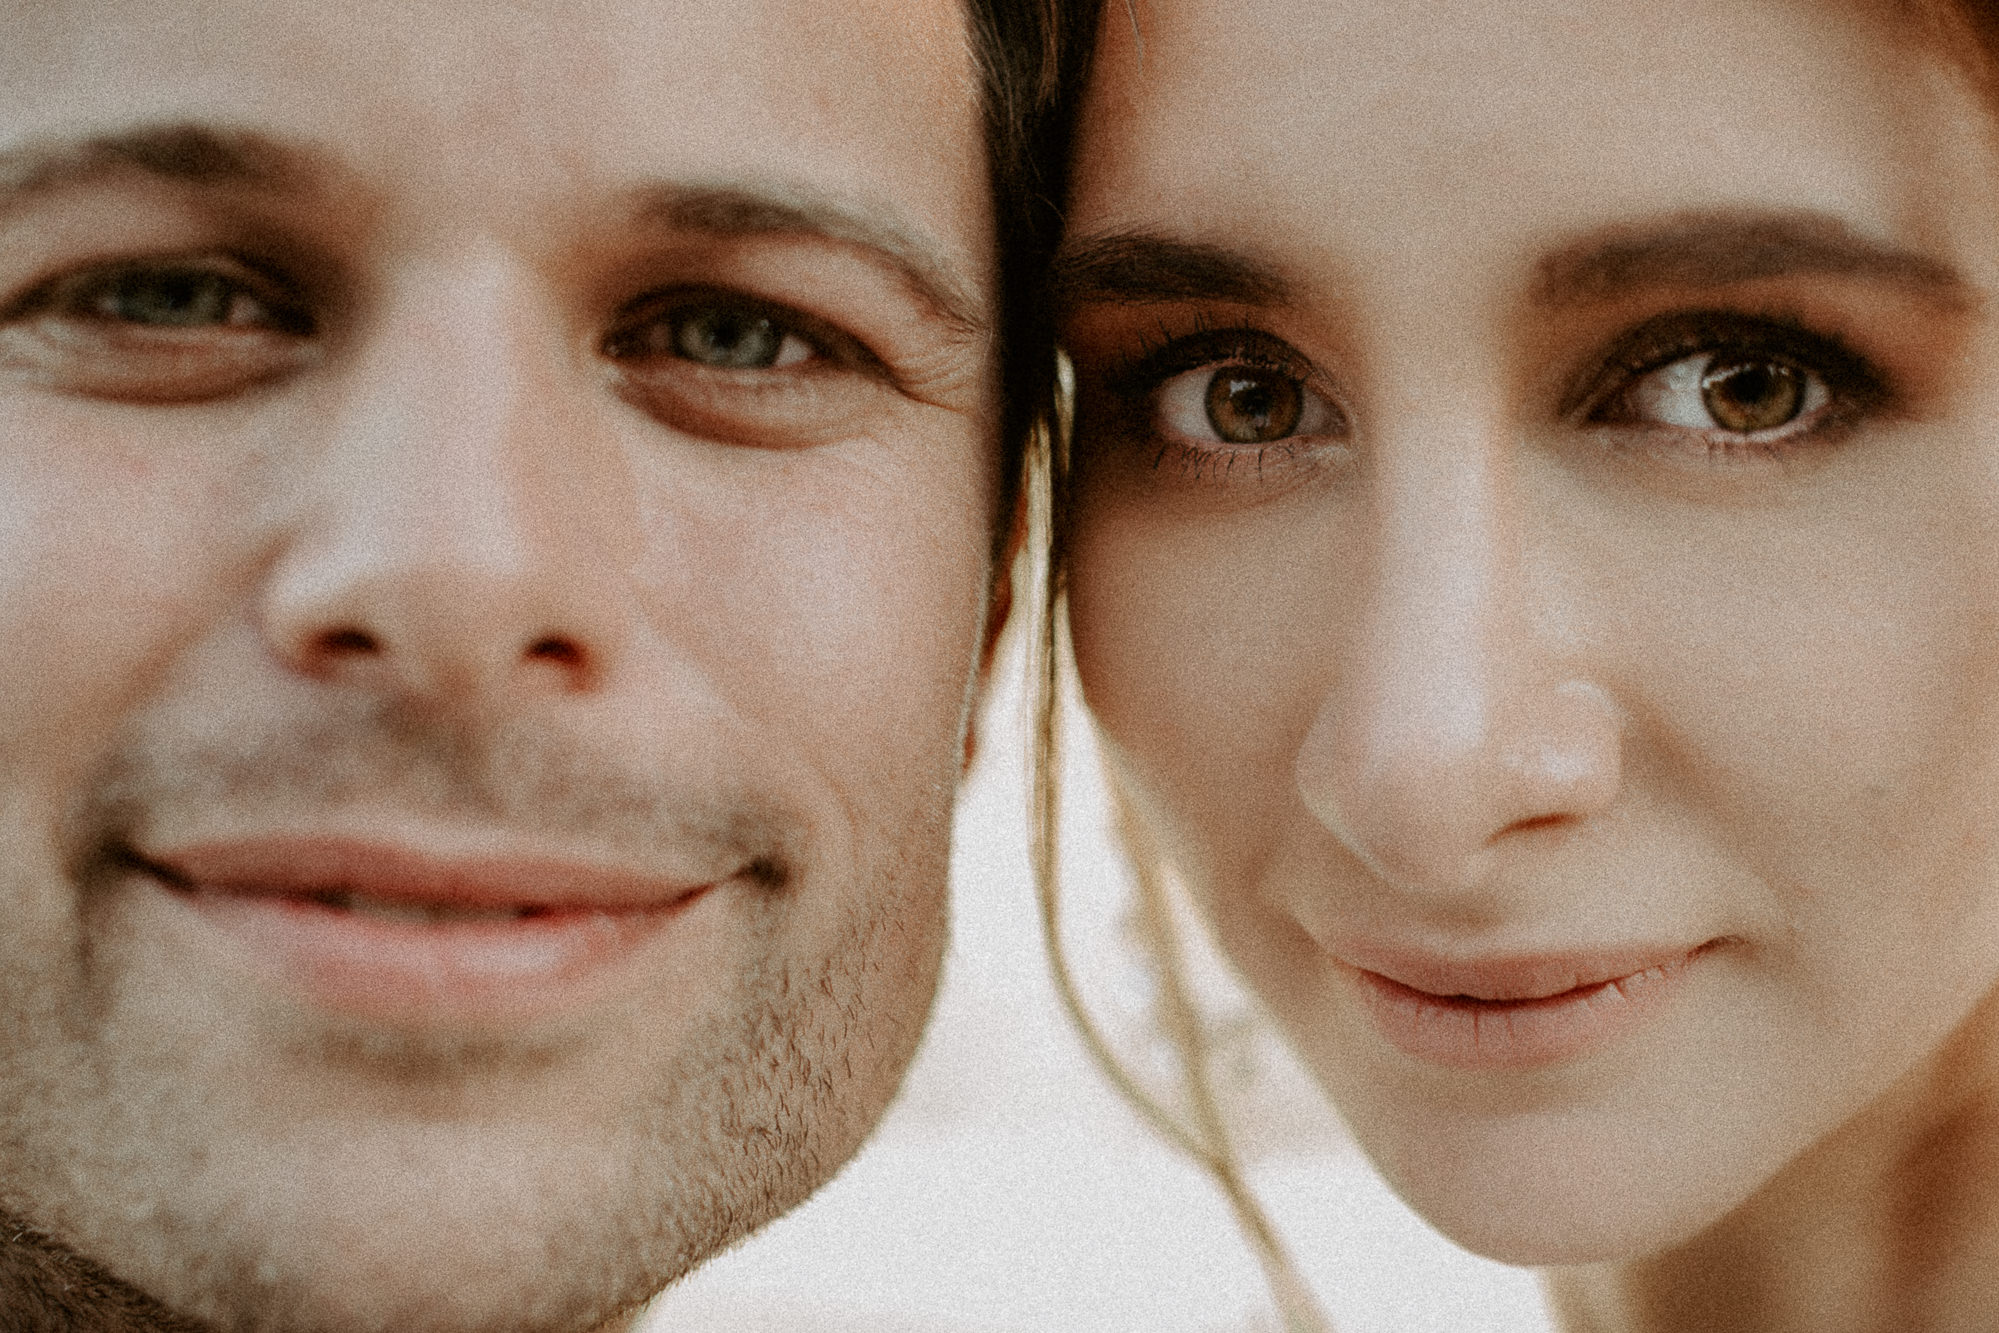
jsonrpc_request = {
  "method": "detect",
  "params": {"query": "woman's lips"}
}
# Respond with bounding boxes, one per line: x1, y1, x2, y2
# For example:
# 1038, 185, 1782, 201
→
1337, 944, 1706, 1071
127, 835, 722, 1024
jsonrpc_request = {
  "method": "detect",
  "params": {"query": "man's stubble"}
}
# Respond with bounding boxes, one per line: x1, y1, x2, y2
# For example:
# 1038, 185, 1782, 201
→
0, 689, 953, 1333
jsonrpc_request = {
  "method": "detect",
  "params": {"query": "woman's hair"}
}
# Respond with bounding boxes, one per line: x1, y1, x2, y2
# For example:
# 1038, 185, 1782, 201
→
963, 0, 1104, 544
1023, 3, 1999, 1331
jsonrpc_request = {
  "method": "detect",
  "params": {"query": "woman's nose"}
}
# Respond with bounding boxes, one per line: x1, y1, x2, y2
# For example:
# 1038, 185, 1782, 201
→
1293, 421, 1623, 894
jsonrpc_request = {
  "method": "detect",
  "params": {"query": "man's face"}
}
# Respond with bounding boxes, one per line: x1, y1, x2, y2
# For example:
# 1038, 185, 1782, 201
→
0, 1, 996, 1330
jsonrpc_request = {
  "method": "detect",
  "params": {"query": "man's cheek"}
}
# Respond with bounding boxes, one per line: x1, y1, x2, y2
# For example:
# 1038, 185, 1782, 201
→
634, 446, 990, 760
0, 410, 250, 769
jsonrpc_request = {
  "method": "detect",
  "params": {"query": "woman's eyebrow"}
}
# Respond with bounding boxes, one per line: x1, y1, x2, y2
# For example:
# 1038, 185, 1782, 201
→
1533, 209, 1974, 310
1049, 231, 1289, 307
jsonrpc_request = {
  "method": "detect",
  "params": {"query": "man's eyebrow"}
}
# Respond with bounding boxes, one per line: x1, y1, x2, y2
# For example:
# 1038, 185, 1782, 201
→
631, 182, 989, 341
1049, 231, 1290, 308
0, 123, 307, 214
0, 128, 990, 340
1534, 209, 1972, 309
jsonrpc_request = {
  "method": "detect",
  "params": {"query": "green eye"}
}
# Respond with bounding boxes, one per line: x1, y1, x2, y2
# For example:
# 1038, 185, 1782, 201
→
71, 265, 306, 334
98, 269, 233, 325
673, 306, 787, 369
607, 299, 817, 371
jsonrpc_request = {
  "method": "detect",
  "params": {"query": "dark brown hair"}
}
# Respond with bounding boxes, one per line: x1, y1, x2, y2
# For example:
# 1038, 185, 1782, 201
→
964, 0, 1104, 541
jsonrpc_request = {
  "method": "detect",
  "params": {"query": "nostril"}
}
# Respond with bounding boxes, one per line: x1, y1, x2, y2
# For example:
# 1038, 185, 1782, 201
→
316, 628, 380, 656
1501, 812, 1573, 838
526, 636, 584, 668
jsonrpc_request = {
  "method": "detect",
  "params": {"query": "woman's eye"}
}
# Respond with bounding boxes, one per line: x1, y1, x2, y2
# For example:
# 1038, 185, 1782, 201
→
1155, 362, 1341, 445
1619, 352, 1830, 435
609, 301, 817, 370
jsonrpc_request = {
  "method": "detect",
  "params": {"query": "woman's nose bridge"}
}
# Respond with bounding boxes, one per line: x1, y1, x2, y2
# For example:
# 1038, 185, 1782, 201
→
1295, 415, 1616, 887
1346, 416, 1524, 775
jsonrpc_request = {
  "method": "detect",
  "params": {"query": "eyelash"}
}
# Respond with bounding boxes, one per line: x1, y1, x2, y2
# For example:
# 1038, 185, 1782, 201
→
3, 255, 310, 329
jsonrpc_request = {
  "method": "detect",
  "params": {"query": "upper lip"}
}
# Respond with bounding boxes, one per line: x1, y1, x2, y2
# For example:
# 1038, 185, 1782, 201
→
129, 833, 721, 913
1333, 938, 1707, 1002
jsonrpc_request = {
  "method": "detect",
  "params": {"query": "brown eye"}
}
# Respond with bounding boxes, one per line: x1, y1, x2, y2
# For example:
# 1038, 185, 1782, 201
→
1205, 367, 1304, 443
1151, 355, 1343, 454
1700, 358, 1806, 433
1619, 351, 1830, 436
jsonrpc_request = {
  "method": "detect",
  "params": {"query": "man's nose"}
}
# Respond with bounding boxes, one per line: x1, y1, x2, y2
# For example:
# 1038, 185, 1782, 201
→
258, 254, 637, 704
1293, 416, 1622, 895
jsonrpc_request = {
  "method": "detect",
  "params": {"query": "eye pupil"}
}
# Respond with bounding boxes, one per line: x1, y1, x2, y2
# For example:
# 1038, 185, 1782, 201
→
1700, 357, 1805, 433
1205, 367, 1302, 444
674, 307, 785, 369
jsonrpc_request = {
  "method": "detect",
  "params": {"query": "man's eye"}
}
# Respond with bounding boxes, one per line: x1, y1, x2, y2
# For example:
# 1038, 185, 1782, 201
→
87, 268, 269, 329
1618, 352, 1830, 435
1154, 362, 1342, 445
51, 264, 312, 335
0, 258, 318, 403
608, 301, 818, 370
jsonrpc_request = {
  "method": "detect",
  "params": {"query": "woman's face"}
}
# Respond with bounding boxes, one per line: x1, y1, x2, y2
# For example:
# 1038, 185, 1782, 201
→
1060, 0, 1999, 1264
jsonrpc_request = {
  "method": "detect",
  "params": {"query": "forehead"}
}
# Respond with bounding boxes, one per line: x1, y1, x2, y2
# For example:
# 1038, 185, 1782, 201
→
1072, 0, 1994, 296
0, 0, 990, 272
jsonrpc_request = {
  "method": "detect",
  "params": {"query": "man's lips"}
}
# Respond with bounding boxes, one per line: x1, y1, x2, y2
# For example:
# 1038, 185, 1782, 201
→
132, 833, 718, 915
122, 834, 731, 1023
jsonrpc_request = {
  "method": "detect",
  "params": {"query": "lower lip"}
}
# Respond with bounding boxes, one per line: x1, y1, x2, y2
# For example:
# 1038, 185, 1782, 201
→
1347, 953, 1698, 1072
151, 879, 710, 1024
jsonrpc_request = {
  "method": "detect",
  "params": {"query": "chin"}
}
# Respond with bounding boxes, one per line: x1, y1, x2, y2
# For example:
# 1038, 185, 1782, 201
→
1346, 1100, 1769, 1271
78, 1127, 695, 1333
1393, 1174, 1725, 1269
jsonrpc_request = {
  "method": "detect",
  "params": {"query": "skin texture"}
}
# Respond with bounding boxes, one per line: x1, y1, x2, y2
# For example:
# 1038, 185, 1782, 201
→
0, 1, 996, 1331
1057, 0, 1999, 1328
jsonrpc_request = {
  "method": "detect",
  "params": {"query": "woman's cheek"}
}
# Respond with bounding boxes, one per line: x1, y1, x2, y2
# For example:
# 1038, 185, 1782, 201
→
1069, 491, 1345, 890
